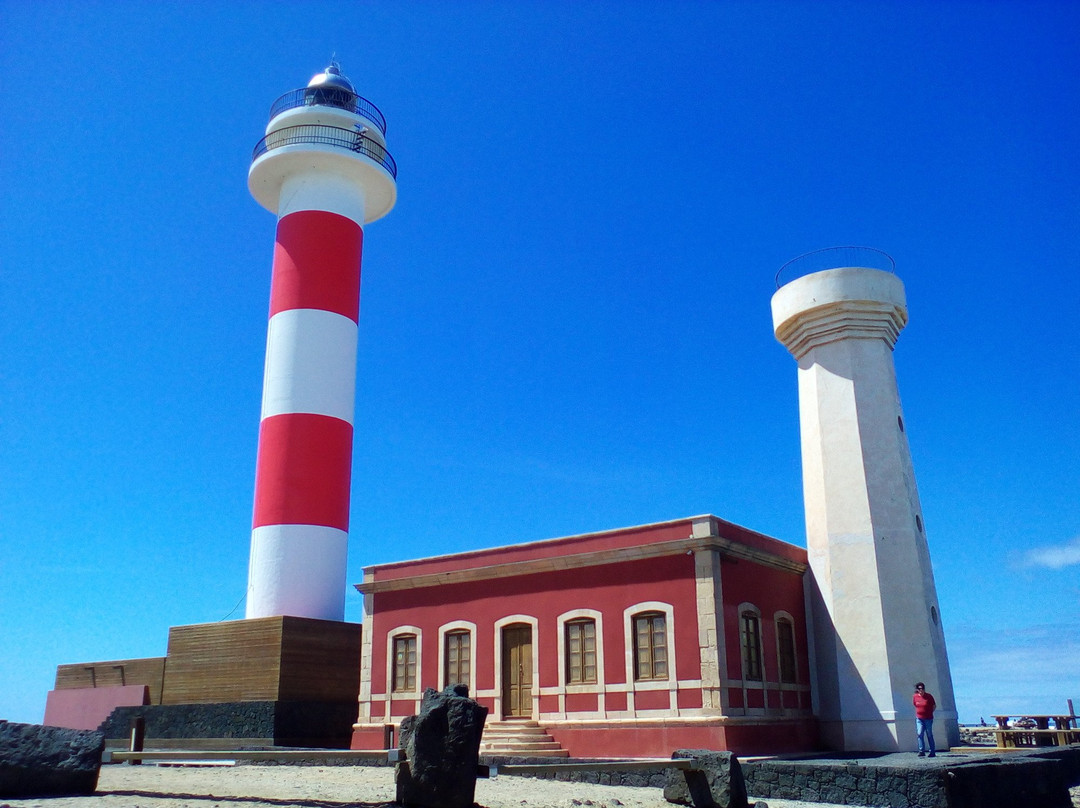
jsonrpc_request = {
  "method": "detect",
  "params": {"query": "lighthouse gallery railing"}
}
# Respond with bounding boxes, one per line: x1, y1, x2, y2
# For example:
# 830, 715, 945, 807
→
268, 87, 387, 135
252, 124, 398, 179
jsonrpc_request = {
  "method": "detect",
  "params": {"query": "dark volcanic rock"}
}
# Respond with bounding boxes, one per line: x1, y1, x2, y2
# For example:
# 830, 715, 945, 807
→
396, 685, 488, 808
101, 699, 358, 747
0, 720, 104, 797
664, 749, 749, 808
943, 756, 1072, 808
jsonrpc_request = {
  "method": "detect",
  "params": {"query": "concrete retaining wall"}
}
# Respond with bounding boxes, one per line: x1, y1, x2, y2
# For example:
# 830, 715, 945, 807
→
484, 747, 1080, 808
742, 748, 1080, 808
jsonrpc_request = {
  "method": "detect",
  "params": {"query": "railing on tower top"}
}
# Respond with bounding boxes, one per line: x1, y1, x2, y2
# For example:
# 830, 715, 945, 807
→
775, 246, 896, 288
269, 87, 388, 135
252, 124, 398, 179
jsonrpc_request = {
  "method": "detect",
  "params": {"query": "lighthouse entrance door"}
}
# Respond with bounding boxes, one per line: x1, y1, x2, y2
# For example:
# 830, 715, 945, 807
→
501, 624, 533, 718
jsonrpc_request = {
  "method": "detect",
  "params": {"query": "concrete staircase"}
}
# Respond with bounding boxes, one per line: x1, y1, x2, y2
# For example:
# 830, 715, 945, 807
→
480, 720, 568, 757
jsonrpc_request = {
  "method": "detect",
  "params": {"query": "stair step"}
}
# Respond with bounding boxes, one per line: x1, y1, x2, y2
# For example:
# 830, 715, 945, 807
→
479, 720, 568, 758
481, 745, 562, 752
482, 749, 570, 758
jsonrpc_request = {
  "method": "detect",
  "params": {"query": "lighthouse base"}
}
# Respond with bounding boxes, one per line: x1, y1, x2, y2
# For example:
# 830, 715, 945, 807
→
59, 617, 363, 749
158, 616, 361, 708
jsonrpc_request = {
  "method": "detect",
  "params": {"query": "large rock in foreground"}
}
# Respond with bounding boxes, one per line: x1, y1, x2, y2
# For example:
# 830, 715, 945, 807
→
396, 685, 488, 808
664, 749, 749, 808
0, 720, 104, 797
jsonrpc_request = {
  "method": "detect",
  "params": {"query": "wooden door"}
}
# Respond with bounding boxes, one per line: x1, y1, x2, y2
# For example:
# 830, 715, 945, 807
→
501, 624, 533, 718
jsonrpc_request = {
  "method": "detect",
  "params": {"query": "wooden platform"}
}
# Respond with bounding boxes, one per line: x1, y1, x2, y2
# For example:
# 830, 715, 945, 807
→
55, 657, 166, 705
162, 616, 362, 704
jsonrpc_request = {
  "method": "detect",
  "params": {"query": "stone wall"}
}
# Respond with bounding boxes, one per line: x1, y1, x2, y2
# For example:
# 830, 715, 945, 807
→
100, 700, 358, 748
481, 757, 670, 788
743, 758, 944, 807
742, 748, 1080, 808
483, 747, 1080, 807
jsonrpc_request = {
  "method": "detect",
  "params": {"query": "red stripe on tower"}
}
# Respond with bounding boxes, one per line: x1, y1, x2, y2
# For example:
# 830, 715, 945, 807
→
269, 211, 364, 322
252, 413, 354, 530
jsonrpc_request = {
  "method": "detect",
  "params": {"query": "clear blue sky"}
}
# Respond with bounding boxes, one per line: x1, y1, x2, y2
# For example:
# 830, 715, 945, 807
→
1, 1, 1077, 727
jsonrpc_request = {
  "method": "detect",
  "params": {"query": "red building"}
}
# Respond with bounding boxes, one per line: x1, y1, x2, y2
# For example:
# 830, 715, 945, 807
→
351, 515, 818, 756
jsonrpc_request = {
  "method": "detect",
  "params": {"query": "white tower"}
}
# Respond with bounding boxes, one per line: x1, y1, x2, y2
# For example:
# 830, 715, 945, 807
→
245, 65, 396, 620
771, 250, 958, 752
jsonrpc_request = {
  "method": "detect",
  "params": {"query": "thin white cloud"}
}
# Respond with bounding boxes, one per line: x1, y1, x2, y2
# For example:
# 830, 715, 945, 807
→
1022, 536, 1080, 570
948, 622, 1080, 721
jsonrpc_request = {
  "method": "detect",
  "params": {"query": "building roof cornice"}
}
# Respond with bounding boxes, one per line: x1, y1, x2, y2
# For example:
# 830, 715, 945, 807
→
355, 516, 807, 595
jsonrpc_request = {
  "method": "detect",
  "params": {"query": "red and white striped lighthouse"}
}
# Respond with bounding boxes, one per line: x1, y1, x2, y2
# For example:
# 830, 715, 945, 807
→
245, 65, 397, 620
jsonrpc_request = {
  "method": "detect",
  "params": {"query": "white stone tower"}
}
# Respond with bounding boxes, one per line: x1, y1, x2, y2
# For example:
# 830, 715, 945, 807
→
771, 249, 959, 752
245, 64, 396, 620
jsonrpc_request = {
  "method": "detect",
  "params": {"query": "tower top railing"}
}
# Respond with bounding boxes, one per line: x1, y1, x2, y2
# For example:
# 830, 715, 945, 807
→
268, 87, 387, 135
252, 124, 397, 179
775, 246, 895, 289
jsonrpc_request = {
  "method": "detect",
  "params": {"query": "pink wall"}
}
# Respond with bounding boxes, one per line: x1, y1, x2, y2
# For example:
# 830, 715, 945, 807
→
43, 685, 149, 731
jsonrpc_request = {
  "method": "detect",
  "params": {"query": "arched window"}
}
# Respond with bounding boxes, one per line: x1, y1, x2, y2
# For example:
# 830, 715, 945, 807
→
443, 630, 471, 688
392, 634, 418, 693
776, 616, 797, 684
740, 610, 763, 682
565, 619, 597, 684
633, 611, 668, 681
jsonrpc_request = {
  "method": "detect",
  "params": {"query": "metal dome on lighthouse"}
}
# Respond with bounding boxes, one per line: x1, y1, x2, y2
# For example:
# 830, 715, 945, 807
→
308, 62, 355, 91
245, 64, 397, 621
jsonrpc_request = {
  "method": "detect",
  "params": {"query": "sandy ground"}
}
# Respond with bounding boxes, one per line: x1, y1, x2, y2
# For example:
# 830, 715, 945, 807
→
0, 763, 853, 808
3, 763, 1077, 808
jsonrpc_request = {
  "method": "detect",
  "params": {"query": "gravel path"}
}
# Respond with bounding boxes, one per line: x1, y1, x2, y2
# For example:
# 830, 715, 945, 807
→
0, 763, 847, 808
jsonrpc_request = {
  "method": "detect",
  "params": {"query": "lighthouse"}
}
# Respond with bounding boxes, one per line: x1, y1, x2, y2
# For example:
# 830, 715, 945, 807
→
246, 64, 397, 621
772, 250, 959, 752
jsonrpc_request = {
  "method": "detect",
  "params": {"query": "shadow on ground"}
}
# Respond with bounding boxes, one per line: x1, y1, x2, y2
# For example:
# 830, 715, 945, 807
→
102, 791, 395, 808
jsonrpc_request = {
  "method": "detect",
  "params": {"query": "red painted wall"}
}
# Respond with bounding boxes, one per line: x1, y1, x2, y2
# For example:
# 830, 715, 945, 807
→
368, 552, 699, 707
548, 718, 819, 758
355, 519, 817, 756
720, 555, 812, 710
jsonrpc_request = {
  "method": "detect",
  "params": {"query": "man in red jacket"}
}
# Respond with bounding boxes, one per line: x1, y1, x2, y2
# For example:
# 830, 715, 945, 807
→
913, 682, 937, 757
